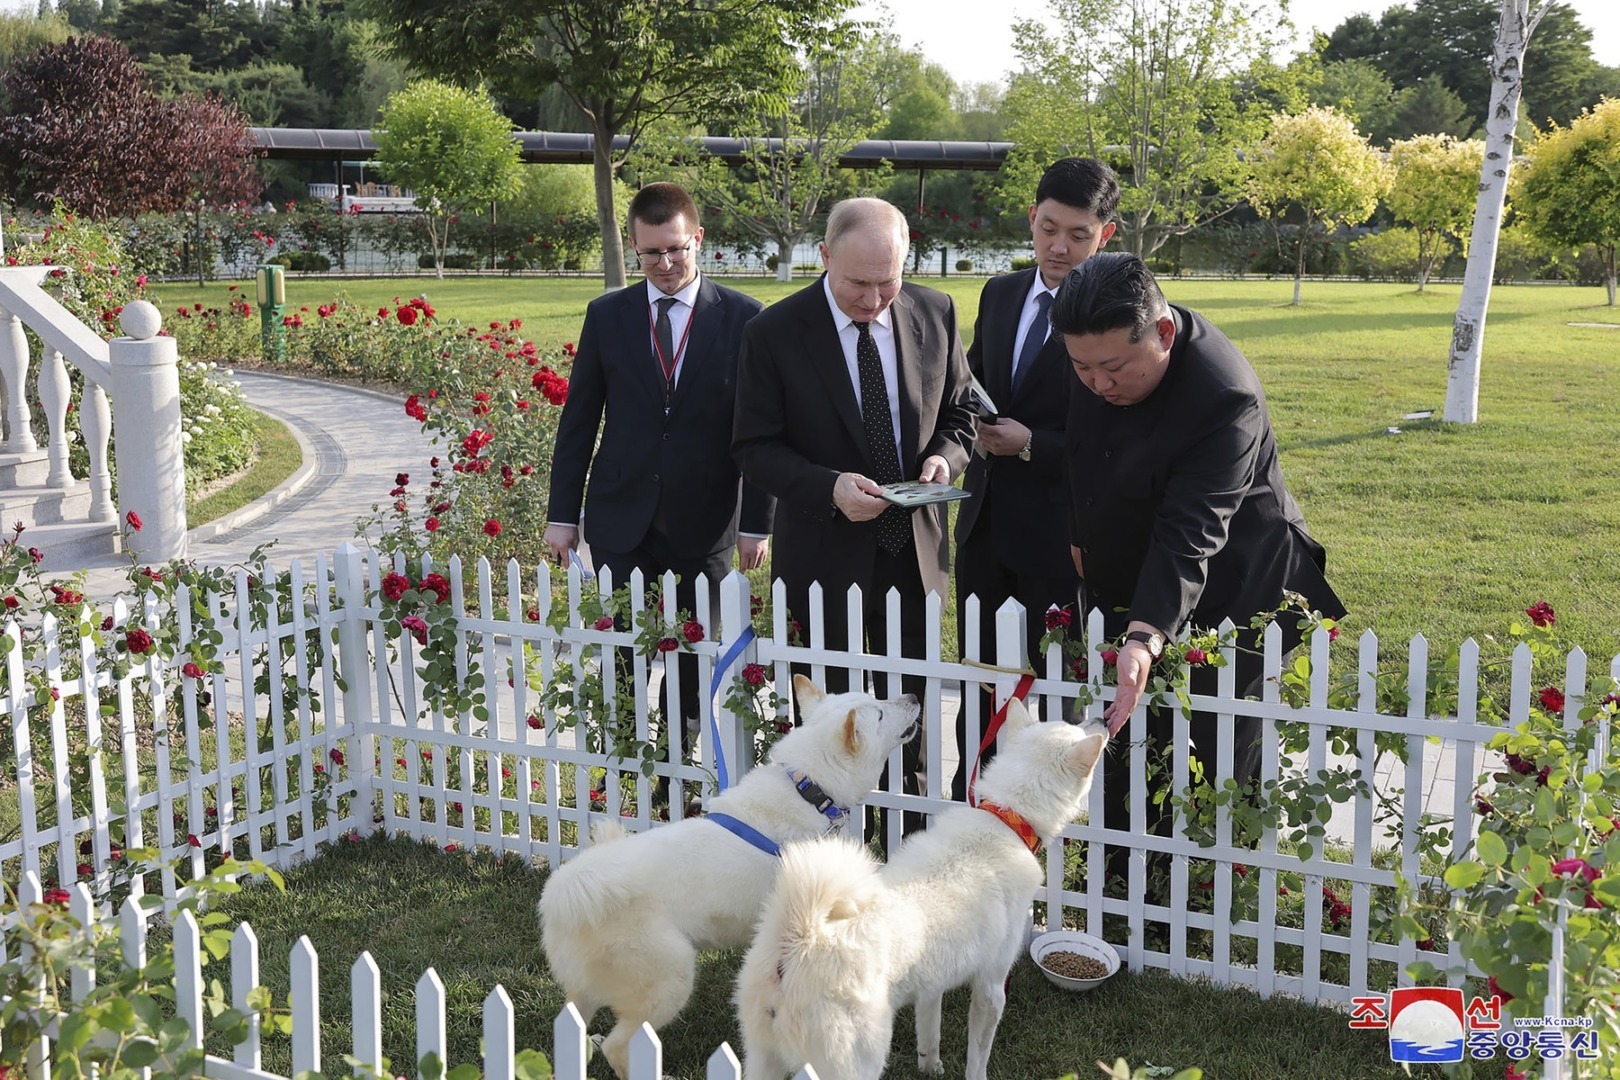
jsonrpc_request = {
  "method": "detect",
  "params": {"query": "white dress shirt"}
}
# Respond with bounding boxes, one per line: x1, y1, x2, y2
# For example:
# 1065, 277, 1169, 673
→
647, 273, 703, 387
1012, 276, 1058, 369
821, 276, 902, 458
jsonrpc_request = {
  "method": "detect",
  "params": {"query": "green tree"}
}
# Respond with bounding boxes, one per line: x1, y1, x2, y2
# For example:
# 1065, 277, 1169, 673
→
1386, 133, 1484, 288
371, 80, 525, 279
355, 0, 851, 291
1244, 105, 1393, 304
1512, 98, 1620, 305
0, 10, 69, 75
1002, 0, 1290, 258
1312, 58, 1397, 145
1389, 76, 1470, 139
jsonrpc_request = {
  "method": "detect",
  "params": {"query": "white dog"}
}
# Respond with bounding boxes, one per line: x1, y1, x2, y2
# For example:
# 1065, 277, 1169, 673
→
539, 675, 920, 1078
736, 699, 1106, 1080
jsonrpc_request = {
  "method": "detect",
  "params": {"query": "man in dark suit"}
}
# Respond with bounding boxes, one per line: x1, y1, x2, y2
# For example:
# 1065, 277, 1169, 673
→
1053, 251, 1348, 864
546, 182, 772, 760
951, 158, 1120, 800
733, 197, 976, 834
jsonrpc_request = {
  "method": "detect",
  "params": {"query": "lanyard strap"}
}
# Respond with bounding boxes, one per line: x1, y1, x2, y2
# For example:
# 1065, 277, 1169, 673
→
649, 299, 697, 411
968, 672, 1037, 807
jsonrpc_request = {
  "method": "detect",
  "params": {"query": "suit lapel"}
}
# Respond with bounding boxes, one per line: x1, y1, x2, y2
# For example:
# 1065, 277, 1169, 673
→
994, 268, 1036, 404
667, 276, 721, 414
801, 276, 871, 462
890, 288, 924, 468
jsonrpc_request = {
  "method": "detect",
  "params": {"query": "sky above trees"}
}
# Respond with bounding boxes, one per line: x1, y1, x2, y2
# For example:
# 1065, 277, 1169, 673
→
855, 0, 1620, 89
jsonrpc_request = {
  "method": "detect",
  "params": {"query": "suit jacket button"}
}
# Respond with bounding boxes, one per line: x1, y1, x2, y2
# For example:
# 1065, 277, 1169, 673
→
652, 473, 660, 483
1085, 498, 1094, 507
663, 432, 671, 440
1104, 449, 1113, 458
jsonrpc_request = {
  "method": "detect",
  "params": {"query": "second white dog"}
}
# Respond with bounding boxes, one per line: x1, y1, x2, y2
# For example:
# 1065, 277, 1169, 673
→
736, 698, 1106, 1080
539, 675, 919, 1079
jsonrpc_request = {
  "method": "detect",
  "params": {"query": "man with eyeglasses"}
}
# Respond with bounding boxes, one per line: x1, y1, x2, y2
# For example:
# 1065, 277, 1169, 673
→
547, 182, 773, 776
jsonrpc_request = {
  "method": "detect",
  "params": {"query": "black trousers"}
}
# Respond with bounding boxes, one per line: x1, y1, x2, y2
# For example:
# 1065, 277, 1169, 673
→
594, 530, 730, 762
953, 514, 1082, 800
787, 543, 930, 843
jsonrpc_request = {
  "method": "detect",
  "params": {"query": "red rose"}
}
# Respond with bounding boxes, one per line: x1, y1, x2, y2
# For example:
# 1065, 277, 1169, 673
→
42, 887, 71, 907
425, 516, 440, 532
77, 862, 91, 876
397, 305, 419, 326
381, 572, 411, 602
1327, 625, 1340, 643
187, 834, 201, 847
3, 595, 16, 609
742, 662, 766, 687
1044, 606, 1072, 631
483, 519, 502, 537
400, 615, 429, 645
1184, 647, 1208, 665
682, 619, 704, 643
419, 573, 451, 604
1538, 686, 1565, 715
329, 748, 346, 766
395, 472, 409, 487
527, 714, 542, 730
1100, 648, 1118, 667
182, 661, 204, 679
657, 636, 679, 653
125, 627, 153, 654
1488, 974, 1513, 1002
593, 616, 615, 631
1524, 601, 1556, 628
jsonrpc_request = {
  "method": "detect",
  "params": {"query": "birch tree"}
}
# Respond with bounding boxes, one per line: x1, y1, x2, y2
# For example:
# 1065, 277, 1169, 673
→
1244, 106, 1393, 305
1444, 0, 1549, 424
1387, 134, 1484, 291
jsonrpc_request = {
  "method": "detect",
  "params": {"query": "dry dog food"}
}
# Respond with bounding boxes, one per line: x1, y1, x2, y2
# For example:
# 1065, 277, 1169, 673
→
1040, 950, 1110, 980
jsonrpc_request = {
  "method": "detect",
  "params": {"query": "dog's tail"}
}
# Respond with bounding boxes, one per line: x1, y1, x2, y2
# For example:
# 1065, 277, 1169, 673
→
736, 837, 887, 1068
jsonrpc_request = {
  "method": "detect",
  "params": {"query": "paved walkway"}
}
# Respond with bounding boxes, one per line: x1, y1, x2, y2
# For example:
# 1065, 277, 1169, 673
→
64, 370, 1463, 849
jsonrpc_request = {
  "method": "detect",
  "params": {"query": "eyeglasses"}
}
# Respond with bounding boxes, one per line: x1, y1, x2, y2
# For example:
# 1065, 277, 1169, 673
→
634, 238, 695, 266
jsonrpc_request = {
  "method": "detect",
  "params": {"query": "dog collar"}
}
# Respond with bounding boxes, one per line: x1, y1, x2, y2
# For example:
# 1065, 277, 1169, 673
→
977, 801, 1041, 856
785, 767, 849, 831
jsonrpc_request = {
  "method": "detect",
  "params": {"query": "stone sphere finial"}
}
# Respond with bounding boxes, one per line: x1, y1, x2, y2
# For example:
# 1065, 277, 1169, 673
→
119, 300, 163, 341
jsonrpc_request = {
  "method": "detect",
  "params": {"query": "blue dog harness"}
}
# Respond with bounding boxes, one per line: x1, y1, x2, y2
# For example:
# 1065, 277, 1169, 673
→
706, 767, 850, 857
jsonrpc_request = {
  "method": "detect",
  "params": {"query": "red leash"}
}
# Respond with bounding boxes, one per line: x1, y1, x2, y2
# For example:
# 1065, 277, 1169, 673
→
967, 672, 1036, 807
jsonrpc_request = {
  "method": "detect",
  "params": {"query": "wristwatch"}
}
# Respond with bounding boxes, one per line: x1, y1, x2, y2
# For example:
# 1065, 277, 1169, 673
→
1017, 432, 1033, 462
1125, 629, 1165, 661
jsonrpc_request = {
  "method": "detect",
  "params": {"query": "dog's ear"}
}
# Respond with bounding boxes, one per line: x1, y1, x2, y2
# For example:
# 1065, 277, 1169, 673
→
842, 710, 862, 756
793, 674, 825, 712
1001, 695, 1036, 735
1069, 730, 1108, 776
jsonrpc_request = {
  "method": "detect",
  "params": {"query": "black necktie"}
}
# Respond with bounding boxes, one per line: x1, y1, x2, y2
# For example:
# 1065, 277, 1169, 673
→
654, 297, 677, 407
854, 320, 910, 556
1012, 290, 1053, 395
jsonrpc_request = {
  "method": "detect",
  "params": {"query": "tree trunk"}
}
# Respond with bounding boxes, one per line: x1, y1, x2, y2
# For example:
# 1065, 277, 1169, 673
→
592, 116, 626, 292
1446, 0, 1542, 423
776, 238, 793, 282
1605, 245, 1616, 306
195, 202, 206, 288
1293, 224, 1307, 306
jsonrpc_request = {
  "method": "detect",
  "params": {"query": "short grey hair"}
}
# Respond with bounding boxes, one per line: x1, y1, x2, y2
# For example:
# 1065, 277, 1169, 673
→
824, 198, 909, 258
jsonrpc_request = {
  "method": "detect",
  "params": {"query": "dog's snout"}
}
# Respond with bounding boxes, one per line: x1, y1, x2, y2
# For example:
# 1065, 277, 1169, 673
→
901, 693, 918, 708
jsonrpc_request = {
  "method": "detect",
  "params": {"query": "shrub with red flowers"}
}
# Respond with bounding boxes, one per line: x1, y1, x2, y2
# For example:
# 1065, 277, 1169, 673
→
1398, 601, 1620, 1063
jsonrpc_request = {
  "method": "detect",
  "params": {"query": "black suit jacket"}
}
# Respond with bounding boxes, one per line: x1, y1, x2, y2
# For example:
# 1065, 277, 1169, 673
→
732, 277, 975, 601
955, 268, 1076, 580
1066, 304, 1346, 648
547, 276, 773, 560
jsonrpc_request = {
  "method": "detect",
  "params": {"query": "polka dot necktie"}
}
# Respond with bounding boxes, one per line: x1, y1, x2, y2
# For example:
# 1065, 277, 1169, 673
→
854, 320, 910, 556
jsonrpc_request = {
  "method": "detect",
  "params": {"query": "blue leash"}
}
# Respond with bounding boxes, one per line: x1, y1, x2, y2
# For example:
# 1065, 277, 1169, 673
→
706, 625, 757, 791
706, 811, 781, 857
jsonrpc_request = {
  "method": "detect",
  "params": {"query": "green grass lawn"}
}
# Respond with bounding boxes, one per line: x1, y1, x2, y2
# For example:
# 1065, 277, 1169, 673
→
200, 832, 1417, 1080
187, 409, 302, 526
153, 273, 1620, 661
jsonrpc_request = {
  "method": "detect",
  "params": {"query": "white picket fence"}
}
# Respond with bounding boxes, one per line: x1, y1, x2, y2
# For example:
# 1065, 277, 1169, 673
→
3, 872, 817, 1080
2, 541, 1615, 1077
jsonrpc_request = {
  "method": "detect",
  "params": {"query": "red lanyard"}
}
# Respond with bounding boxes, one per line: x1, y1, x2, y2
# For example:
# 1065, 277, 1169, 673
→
649, 299, 696, 414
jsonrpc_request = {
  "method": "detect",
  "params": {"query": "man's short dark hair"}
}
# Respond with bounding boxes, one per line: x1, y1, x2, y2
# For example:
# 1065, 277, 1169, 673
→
628, 182, 699, 236
1034, 158, 1121, 221
1049, 252, 1169, 343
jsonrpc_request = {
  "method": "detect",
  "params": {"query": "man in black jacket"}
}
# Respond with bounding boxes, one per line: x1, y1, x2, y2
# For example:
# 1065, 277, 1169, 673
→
952, 158, 1119, 799
1054, 252, 1347, 860
546, 182, 773, 759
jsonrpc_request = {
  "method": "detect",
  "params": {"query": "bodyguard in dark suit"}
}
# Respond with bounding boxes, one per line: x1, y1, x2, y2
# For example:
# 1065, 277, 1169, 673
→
1053, 252, 1347, 862
546, 183, 773, 757
733, 197, 976, 834
951, 158, 1120, 800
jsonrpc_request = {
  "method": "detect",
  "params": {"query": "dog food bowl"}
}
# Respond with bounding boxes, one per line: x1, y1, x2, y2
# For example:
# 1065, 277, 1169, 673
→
1029, 930, 1120, 992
